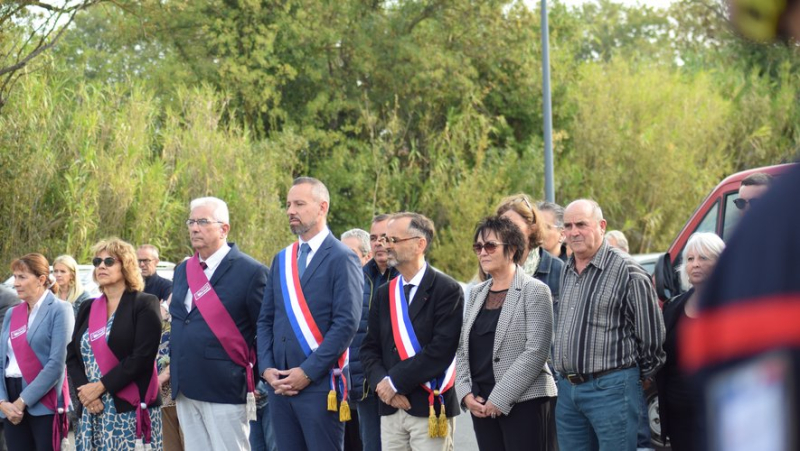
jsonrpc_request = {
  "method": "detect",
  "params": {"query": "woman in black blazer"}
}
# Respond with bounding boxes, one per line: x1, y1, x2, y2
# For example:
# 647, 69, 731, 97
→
66, 238, 163, 450
656, 232, 725, 451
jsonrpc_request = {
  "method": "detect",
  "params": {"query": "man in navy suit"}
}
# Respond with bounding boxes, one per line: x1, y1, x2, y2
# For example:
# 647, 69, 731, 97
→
170, 197, 268, 451
258, 177, 363, 451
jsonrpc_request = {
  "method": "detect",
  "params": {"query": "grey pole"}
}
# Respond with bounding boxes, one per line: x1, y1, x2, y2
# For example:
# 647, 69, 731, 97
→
541, 0, 555, 202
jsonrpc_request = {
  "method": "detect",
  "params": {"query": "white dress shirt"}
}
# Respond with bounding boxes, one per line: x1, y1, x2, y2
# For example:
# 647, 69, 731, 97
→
298, 227, 330, 270
184, 243, 232, 312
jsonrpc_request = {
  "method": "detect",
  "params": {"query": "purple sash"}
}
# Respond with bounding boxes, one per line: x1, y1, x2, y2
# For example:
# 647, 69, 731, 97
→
9, 302, 70, 451
88, 295, 159, 445
186, 254, 256, 420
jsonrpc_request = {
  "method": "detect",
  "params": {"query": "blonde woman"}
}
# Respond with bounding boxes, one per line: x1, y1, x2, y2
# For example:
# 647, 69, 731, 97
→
53, 255, 93, 317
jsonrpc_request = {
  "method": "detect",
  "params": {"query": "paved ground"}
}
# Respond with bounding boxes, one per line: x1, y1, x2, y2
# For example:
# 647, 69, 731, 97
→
453, 411, 479, 450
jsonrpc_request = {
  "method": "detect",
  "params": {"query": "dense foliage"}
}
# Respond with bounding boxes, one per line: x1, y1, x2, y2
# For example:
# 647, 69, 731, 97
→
0, 0, 798, 280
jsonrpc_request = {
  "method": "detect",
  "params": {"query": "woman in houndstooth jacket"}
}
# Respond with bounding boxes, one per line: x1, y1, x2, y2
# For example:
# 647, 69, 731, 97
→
456, 216, 557, 451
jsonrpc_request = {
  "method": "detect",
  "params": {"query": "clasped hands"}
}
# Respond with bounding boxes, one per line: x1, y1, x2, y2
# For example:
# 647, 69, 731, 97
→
0, 399, 25, 425
464, 393, 502, 419
376, 378, 410, 410
263, 367, 311, 396
77, 381, 106, 415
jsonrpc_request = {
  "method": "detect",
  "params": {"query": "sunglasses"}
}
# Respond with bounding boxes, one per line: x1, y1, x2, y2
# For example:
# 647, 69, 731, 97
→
733, 197, 757, 210
92, 257, 118, 268
472, 242, 506, 254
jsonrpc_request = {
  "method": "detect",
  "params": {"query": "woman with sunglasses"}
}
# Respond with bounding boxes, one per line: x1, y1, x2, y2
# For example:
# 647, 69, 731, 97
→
455, 216, 557, 451
0, 253, 74, 451
66, 238, 163, 450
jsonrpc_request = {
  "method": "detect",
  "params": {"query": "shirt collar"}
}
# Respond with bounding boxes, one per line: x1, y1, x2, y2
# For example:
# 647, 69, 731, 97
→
200, 243, 232, 272
299, 227, 330, 253
567, 240, 610, 272
405, 262, 427, 287
30, 291, 48, 314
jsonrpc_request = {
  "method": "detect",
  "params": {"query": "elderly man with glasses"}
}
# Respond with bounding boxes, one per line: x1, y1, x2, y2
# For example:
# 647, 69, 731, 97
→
137, 244, 172, 302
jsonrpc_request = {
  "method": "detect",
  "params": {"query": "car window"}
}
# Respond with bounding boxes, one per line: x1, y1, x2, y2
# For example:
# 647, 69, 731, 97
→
722, 192, 742, 241
695, 200, 719, 235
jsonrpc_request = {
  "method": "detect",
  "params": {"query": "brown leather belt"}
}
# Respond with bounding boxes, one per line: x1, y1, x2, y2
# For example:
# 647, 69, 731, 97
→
562, 367, 629, 385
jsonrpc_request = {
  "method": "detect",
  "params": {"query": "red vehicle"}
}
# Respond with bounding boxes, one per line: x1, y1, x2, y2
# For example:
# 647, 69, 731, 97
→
654, 163, 796, 301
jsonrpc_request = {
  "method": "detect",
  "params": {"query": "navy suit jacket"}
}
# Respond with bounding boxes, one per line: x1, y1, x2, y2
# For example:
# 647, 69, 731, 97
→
0, 292, 74, 417
257, 232, 363, 392
170, 243, 268, 404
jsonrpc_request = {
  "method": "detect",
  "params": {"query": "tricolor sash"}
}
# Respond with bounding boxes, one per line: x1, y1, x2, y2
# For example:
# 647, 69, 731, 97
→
388, 276, 456, 438
186, 254, 257, 421
88, 295, 159, 449
278, 242, 351, 421
9, 302, 70, 451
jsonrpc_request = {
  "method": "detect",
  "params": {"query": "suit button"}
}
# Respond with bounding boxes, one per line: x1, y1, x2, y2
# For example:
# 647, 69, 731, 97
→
282, 336, 286, 342
184, 319, 190, 325
392, 346, 397, 352
494, 357, 500, 363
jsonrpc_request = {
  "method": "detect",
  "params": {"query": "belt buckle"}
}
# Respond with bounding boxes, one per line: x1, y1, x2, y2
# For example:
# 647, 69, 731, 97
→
566, 373, 585, 384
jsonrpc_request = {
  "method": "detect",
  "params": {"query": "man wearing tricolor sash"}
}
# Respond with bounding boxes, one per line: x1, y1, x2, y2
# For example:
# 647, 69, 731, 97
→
360, 213, 464, 451
170, 197, 269, 451
258, 177, 363, 451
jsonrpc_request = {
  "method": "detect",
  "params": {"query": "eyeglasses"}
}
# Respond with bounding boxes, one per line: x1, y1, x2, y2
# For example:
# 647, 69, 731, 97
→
137, 259, 152, 265
92, 257, 118, 268
733, 197, 757, 210
473, 242, 506, 254
378, 236, 421, 245
185, 218, 224, 227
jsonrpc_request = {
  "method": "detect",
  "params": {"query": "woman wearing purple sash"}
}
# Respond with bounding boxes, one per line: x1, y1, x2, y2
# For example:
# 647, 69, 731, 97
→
0, 253, 74, 451
66, 238, 163, 450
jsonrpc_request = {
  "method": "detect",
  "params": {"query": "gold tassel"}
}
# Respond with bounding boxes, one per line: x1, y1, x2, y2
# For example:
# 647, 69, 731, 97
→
428, 405, 437, 438
339, 400, 351, 422
327, 390, 338, 412
437, 404, 448, 438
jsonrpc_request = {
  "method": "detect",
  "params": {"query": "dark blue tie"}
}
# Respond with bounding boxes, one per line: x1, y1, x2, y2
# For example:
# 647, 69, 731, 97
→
403, 283, 414, 305
298, 243, 311, 278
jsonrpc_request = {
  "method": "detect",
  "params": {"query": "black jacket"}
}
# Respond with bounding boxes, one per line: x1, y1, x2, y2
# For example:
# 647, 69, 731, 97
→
67, 291, 163, 414
360, 265, 463, 418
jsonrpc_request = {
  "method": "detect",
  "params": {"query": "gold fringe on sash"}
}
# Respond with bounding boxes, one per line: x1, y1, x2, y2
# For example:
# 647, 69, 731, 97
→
328, 390, 338, 412
428, 405, 438, 438
437, 404, 448, 437
339, 400, 351, 422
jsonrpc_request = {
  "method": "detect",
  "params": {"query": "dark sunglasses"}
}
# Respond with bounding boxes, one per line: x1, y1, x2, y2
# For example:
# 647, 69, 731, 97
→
733, 197, 757, 210
472, 242, 506, 254
92, 257, 118, 268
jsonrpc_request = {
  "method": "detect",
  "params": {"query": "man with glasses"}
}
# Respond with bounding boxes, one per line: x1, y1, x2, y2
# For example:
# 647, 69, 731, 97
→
735, 172, 773, 215
137, 244, 172, 302
169, 196, 269, 451
361, 212, 463, 451
258, 177, 363, 451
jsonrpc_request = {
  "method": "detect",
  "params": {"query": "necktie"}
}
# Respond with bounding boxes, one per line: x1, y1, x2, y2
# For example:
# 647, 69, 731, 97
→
403, 283, 415, 305
298, 243, 311, 278
200, 261, 208, 270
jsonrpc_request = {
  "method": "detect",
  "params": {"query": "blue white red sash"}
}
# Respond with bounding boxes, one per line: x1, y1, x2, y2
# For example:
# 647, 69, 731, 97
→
278, 242, 351, 421
388, 275, 456, 437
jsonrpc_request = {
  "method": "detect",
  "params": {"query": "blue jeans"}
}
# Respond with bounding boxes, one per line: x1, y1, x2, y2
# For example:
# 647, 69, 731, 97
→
637, 387, 653, 449
355, 394, 382, 451
556, 367, 641, 451
250, 401, 278, 451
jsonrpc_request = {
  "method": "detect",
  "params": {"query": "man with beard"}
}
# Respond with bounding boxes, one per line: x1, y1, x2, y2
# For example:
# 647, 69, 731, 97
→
258, 177, 364, 451
360, 212, 463, 451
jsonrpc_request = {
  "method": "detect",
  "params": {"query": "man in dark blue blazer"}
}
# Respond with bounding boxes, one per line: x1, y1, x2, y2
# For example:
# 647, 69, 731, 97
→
170, 197, 268, 451
258, 177, 363, 451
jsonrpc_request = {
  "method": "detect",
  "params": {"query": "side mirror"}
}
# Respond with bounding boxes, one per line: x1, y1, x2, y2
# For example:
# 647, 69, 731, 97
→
654, 252, 683, 302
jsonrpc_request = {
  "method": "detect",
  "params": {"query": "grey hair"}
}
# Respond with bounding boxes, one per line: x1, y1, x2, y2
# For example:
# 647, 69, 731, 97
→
190, 197, 230, 224
390, 212, 435, 253
293, 177, 330, 204
137, 244, 160, 260
678, 232, 726, 290
566, 199, 604, 221
536, 201, 565, 227
341, 228, 371, 257
605, 230, 629, 253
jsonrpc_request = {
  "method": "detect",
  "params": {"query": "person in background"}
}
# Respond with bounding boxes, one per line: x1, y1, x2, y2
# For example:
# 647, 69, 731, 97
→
0, 253, 74, 451
66, 238, 163, 450
340, 227, 374, 451
605, 231, 629, 254
656, 233, 725, 451
536, 202, 568, 262
456, 216, 557, 451
53, 255, 93, 317
137, 245, 172, 302
735, 172, 773, 216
